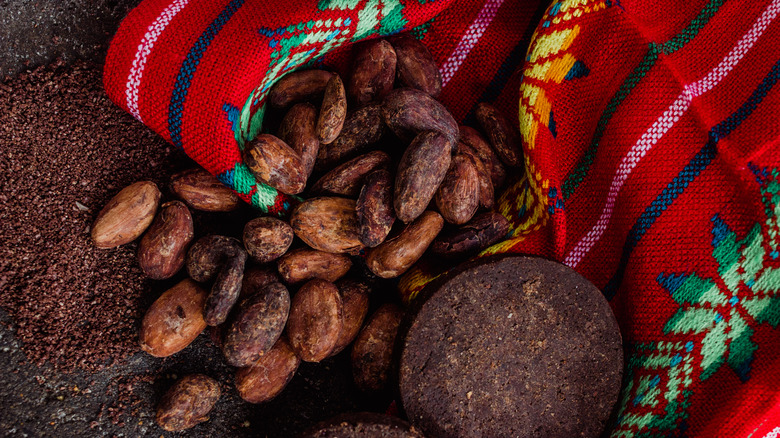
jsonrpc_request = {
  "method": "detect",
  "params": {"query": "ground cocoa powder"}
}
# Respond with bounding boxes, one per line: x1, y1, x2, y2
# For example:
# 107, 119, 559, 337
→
0, 60, 184, 372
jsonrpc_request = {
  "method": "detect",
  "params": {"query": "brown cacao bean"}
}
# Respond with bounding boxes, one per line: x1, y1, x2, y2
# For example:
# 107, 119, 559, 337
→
290, 197, 364, 254
240, 265, 282, 299
242, 134, 306, 195
356, 169, 395, 247
278, 103, 319, 178
366, 211, 444, 278
394, 131, 453, 223
243, 216, 294, 263
277, 248, 352, 284
286, 279, 343, 362
351, 303, 403, 392
140, 279, 207, 357
459, 125, 506, 188
186, 235, 247, 326
222, 282, 290, 367
170, 168, 241, 212
435, 153, 480, 225
91, 181, 161, 249
235, 336, 300, 404
475, 102, 523, 167
156, 374, 220, 432
457, 142, 495, 209
315, 103, 385, 171
137, 200, 194, 280
348, 39, 397, 107
330, 278, 370, 356
430, 211, 510, 259
311, 150, 390, 197
317, 74, 347, 144
268, 69, 333, 108
382, 88, 458, 143
389, 34, 442, 98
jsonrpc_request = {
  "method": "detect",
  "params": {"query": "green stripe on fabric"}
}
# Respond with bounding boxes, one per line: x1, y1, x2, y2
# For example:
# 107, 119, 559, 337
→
560, 0, 727, 200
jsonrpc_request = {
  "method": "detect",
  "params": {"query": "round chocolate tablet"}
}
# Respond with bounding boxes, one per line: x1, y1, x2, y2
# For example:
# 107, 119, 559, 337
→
398, 255, 623, 438
299, 412, 425, 438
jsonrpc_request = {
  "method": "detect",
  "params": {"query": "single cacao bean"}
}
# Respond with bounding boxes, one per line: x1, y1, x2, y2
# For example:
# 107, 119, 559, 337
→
170, 168, 241, 212
457, 142, 495, 210
356, 169, 395, 247
290, 197, 364, 254
156, 374, 220, 432
140, 279, 207, 357
389, 34, 442, 98
330, 278, 370, 356
459, 125, 506, 188
430, 211, 510, 259
382, 88, 458, 143
137, 200, 194, 279
286, 279, 343, 362
315, 104, 385, 171
243, 216, 294, 263
268, 69, 333, 108
317, 74, 347, 144
222, 282, 290, 367
351, 304, 403, 392
91, 181, 161, 249
235, 336, 300, 404
366, 211, 444, 278
394, 131, 453, 223
435, 153, 480, 225
278, 103, 319, 178
242, 134, 306, 195
475, 102, 523, 167
277, 248, 352, 284
348, 39, 397, 107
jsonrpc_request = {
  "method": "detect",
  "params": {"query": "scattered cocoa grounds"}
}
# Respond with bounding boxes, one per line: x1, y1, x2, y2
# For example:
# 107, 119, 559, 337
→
0, 60, 186, 372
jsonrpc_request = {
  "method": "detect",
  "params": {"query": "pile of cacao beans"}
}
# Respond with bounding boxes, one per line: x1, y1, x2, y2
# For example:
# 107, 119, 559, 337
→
90, 33, 522, 432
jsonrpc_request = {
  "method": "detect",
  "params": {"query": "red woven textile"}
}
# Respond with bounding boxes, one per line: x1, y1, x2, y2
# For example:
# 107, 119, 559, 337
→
103, 0, 780, 436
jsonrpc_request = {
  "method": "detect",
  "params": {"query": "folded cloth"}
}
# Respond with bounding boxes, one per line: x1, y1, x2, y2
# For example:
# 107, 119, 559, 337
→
103, 0, 780, 436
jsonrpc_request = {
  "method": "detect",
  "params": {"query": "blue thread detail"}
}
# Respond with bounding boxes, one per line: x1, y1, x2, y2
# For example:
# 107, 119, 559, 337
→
217, 169, 234, 187
686, 341, 694, 352
168, 0, 246, 149
602, 58, 780, 300
518, 204, 527, 217
711, 214, 730, 248
550, 2, 562, 16
657, 272, 688, 295
729, 296, 739, 306
222, 102, 240, 134
549, 111, 557, 137
269, 39, 278, 48
548, 187, 558, 198
632, 374, 661, 406
771, 250, 779, 259
564, 60, 590, 80
714, 313, 723, 323
556, 198, 565, 209
671, 354, 682, 367
746, 279, 755, 289
326, 29, 340, 41
548, 205, 555, 215
543, 20, 551, 27
344, 18, 352, 26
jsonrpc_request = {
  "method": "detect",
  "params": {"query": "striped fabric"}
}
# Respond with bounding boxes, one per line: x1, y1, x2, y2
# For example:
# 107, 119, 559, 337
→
103, 0, 780, 436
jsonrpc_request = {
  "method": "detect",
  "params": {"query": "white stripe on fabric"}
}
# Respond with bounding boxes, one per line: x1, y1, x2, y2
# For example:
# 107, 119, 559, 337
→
125, 0, 191, 122
764, 426, 780, 438
564, 0, 780, 268
439, 0, 506, 88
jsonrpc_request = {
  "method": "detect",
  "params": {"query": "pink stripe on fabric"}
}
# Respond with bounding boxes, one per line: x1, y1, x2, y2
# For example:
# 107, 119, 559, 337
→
564, 0, 780, 268
439, 0, 506, 88
125, 0, 191, 122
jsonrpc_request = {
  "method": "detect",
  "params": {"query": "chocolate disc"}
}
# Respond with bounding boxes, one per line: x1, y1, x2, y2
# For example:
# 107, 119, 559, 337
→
299, 412, 425, 438
398, 255, 623, 437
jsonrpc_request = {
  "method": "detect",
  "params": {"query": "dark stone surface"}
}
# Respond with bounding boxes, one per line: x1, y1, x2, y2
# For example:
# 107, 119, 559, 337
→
0, 0, 140, 78
398, 255, 624, 438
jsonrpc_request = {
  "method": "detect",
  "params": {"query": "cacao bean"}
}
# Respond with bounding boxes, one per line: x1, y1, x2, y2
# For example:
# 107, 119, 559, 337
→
348, 39, 397, 107
366, 211, 443, 278
156, 374, 220, 432
186, 235, 247, 326
268, 69, 333, 108
457, 142, 495, 209
351, 304, 403, 392
240, 265, 282, 300
317, 74, 347, 144
277, 248, 352, 284
389, 34, 442, 98
330, 278, 370, 356
278, 103, 319, 178
394, 131, 453, 223
459, 125, 506, 188
382, 88, 458, 143
435, 153, 480, 225
91, 181, 161, 249
222, 282, 290, 367
235, 336, 300, 404
286, 279, 343, 362
431, 211, 510, 259
243, 216, 294, 263
311, 150, 390, 197
356, 169, 395, 247
170, 168, 241, 212
475, 102, 523, 167
137, 200, 194, 279
242, 134, 306, 195
290, 197, 364, 254
140, 279, 207, 357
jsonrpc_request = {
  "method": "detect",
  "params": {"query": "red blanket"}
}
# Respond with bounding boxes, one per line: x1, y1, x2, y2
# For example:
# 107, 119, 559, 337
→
103, 0, 780, 435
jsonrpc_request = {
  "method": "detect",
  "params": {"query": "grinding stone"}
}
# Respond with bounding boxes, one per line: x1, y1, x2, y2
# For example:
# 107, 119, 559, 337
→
299, 412, 425, 438
398, 255, 623, 437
